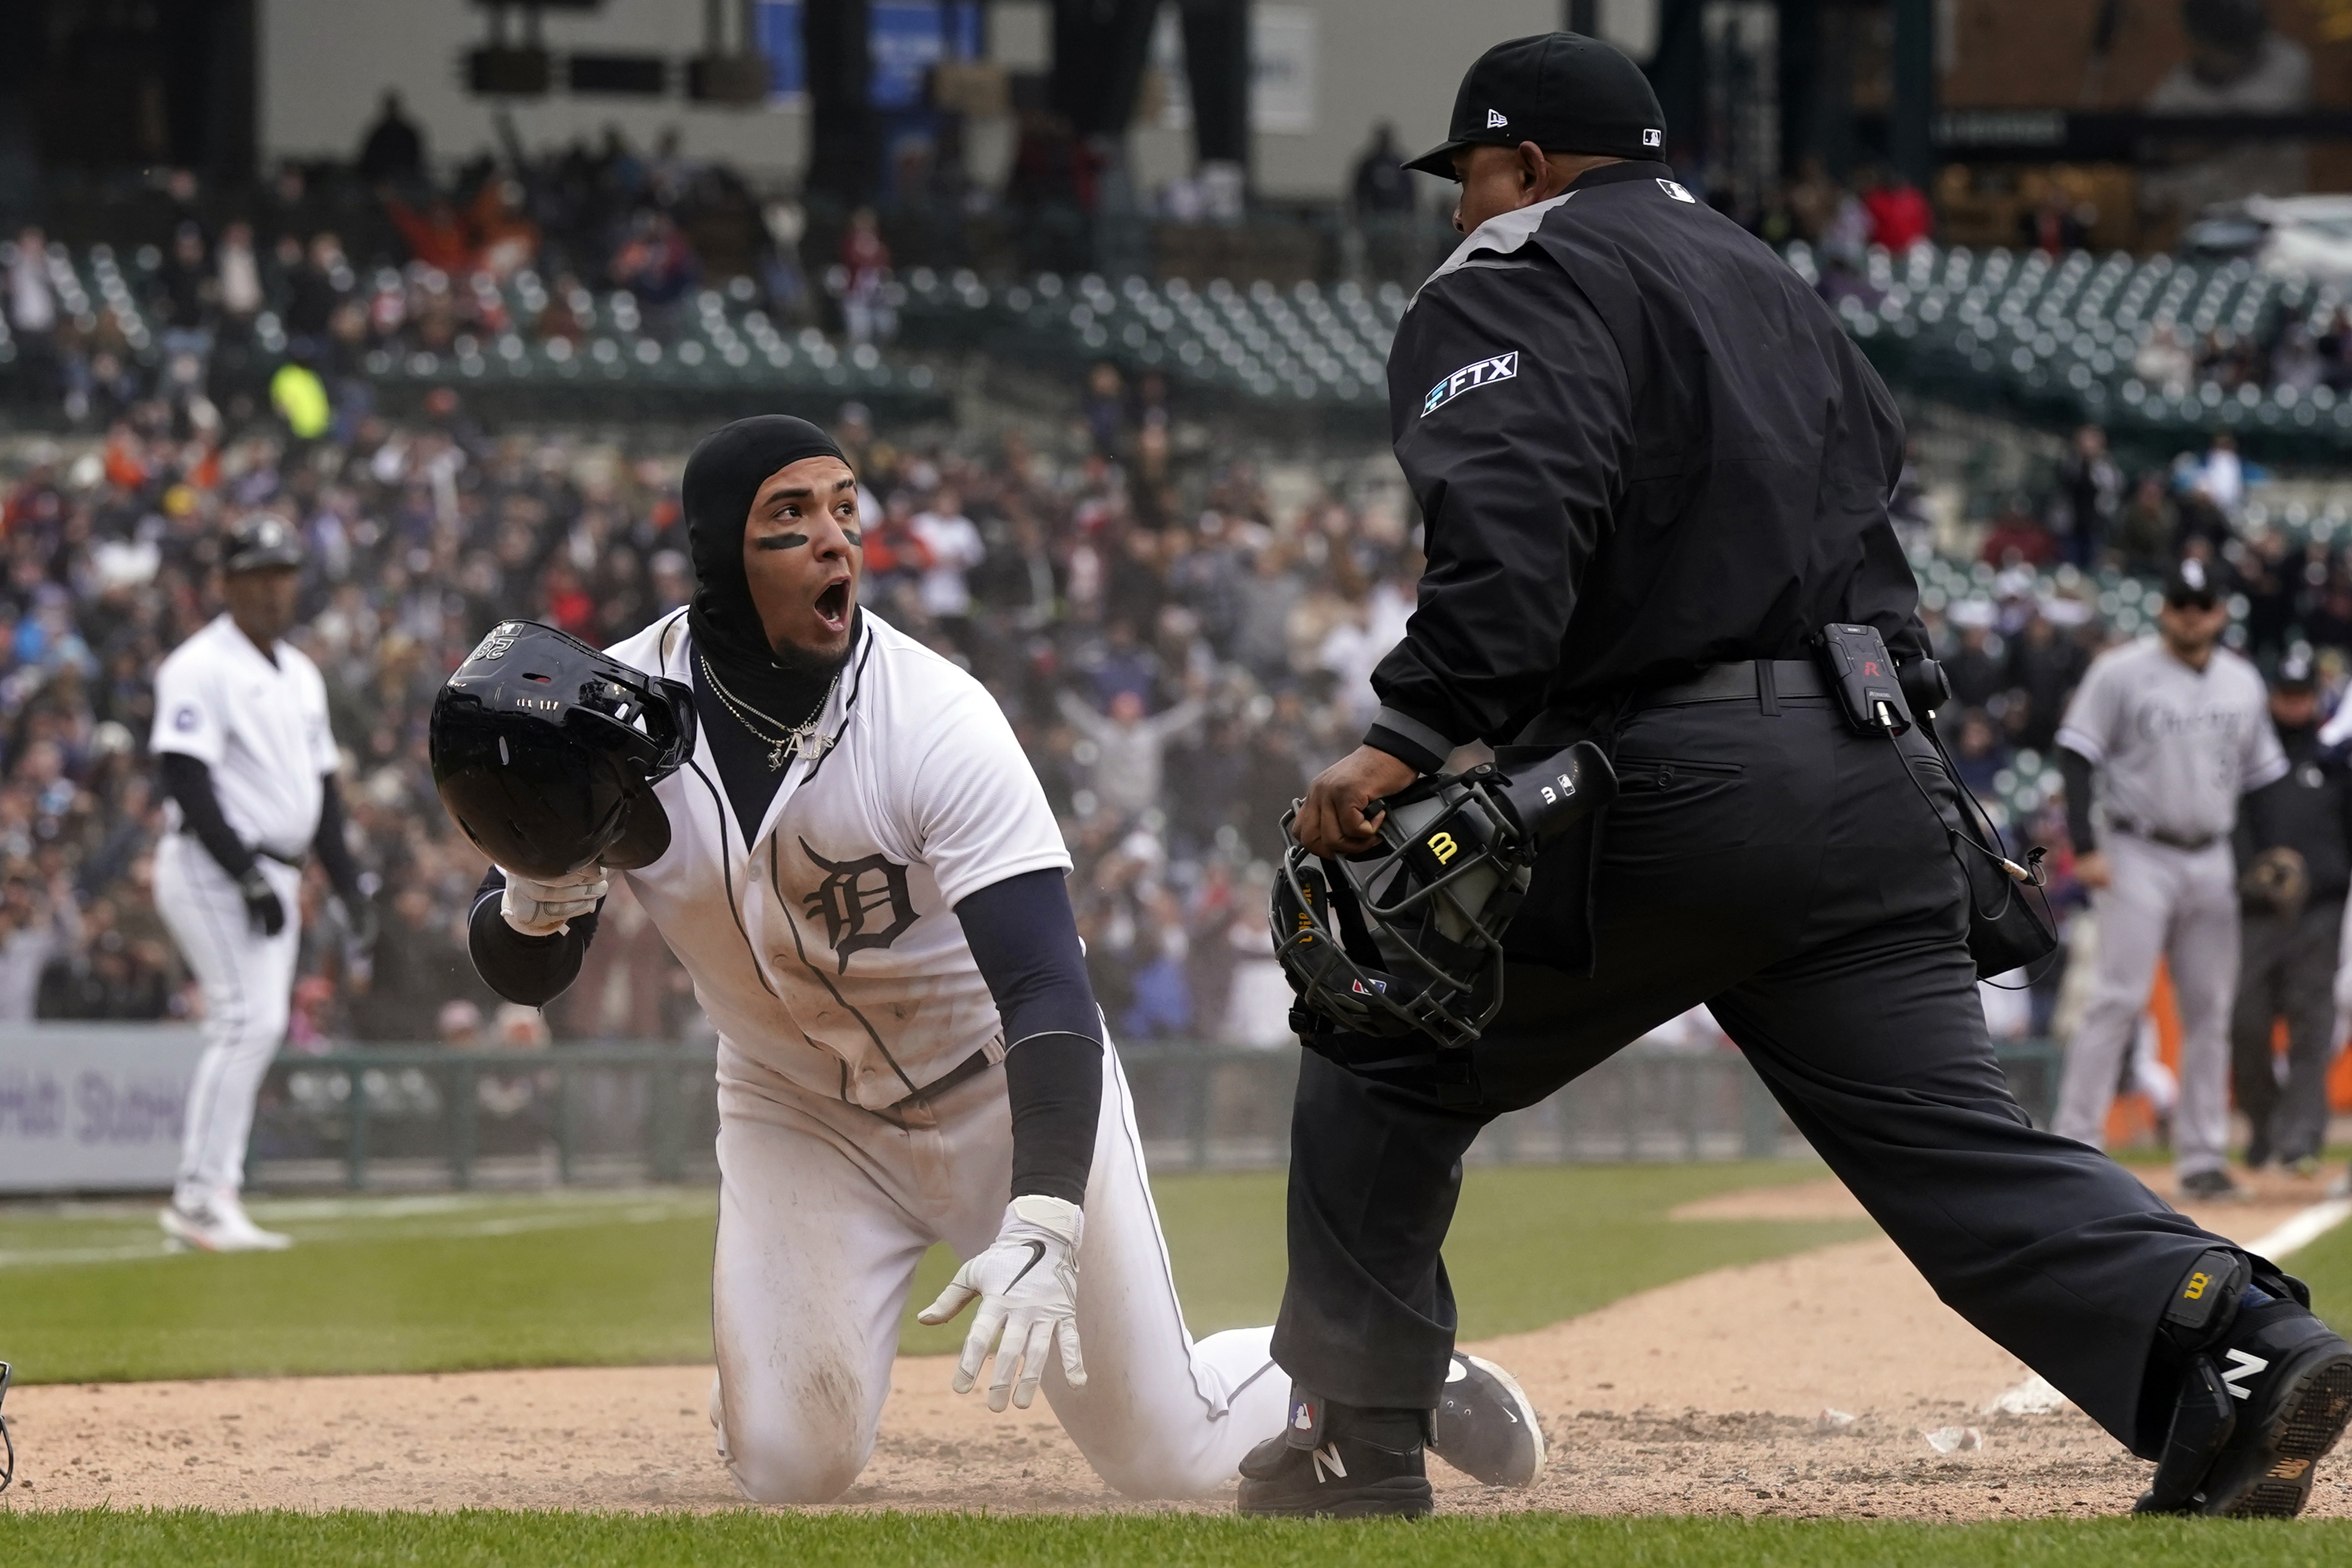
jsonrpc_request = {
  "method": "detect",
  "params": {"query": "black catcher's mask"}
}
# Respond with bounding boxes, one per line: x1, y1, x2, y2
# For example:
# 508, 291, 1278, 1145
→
1270, 743, 1616, 1050
429, 621, 697, 880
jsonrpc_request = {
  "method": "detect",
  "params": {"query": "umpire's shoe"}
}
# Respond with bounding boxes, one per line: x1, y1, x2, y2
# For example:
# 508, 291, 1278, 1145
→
1236, 1386, 1432, 1518
1430, 1354, 1548, 1487
2136, 1249, 2352, 1518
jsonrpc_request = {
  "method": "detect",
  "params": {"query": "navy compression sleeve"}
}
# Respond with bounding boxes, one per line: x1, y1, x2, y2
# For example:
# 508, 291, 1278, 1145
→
2058, 745, 2098, 855
313, 775, 365, 902
954, 868, 1104, 1207
159, 752, 257, 880
466, 864, 603, 1007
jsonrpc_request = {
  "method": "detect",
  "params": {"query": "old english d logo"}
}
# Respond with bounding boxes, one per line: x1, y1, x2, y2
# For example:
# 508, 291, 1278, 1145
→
800, 840, 918, 972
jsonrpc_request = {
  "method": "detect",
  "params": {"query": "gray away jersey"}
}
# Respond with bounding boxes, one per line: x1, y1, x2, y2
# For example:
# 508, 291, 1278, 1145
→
2054, 637, 2286, 843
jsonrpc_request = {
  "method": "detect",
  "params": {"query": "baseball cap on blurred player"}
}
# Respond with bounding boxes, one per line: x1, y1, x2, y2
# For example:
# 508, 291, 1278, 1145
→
2161, 557, 2218, 610
1403, 32, 1667, 177
2274, 648, 2318, 693
222, 513, 304, 574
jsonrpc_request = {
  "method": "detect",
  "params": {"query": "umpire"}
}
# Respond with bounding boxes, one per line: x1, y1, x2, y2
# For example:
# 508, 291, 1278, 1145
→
1244, 32, 2352, 1520
2232, 651, 2351, 1177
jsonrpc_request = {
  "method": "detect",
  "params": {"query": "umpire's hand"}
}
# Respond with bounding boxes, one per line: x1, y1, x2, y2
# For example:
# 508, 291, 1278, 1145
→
1295, 746, 1419, 858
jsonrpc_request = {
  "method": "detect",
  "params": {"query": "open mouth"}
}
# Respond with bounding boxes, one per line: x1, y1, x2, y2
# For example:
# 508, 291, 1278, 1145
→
813, 577, 851, 633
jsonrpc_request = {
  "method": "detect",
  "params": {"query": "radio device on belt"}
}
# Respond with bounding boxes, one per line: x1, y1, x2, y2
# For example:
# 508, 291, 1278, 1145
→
1813, 624, 2059, 981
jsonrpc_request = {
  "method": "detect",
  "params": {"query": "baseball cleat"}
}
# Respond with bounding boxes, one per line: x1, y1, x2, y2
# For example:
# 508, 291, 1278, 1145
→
2135, 1292, 2352, 1517
1236, 1388, 1433, 1519
160, 1196, 292, 1253
1429, 1354, 1547, 1487
2177, 1169, 2248, 1203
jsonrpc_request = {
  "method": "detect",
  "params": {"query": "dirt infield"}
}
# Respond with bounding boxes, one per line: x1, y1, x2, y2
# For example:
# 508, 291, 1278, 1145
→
4, 1170, 2346, 1519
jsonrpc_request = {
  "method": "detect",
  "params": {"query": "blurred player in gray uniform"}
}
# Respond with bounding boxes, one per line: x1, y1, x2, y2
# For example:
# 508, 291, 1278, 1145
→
2054, 559, 2286, 1199
151, 516, 370, 1251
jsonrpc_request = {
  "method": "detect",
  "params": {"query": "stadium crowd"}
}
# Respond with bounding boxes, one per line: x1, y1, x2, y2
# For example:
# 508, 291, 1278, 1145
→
9, 288, 2352, 1075
0, 372, 1424, 1050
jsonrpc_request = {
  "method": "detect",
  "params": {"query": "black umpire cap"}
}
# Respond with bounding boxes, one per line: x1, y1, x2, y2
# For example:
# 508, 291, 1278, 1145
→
222, 513, 304, 574
1404, 32, 1666, 177
2275, 647, 2319, 693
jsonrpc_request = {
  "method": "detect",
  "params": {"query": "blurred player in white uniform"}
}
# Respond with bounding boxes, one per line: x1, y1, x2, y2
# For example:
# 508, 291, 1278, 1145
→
458, 417, 1543, 1504
2053, 558, 2286, 1198
152, 516, 371, 1251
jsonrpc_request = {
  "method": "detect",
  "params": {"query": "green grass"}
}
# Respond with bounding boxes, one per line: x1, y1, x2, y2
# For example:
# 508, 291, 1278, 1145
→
2290, 1209, 2352, 1338
2, 1510, 2350, 1568
0, 1162, 1864, 1385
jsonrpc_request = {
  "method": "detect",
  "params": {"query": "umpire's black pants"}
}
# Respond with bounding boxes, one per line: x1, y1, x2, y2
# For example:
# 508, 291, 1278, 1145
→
1272, 690, 2232, 1457
2230, 898, 2345, 1167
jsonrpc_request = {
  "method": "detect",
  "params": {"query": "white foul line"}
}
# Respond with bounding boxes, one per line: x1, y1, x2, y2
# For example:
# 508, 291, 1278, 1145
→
2243, 1196, 2352, 1262
1986, 1194, 2352, 1417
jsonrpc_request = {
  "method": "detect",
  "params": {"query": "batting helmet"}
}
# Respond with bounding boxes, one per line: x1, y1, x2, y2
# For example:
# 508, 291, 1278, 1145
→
1270, 743, 1617, 1050
429, 621, 697, 880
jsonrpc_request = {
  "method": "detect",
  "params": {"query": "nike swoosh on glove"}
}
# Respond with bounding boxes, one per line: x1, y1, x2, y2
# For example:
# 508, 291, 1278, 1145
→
915, 1193, 1086, 1411
500, 866, 609, 937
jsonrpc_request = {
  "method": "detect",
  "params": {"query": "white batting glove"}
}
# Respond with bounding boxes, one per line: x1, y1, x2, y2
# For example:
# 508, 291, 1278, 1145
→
916, 1194, 1086, 1411
499, 866, 608, 937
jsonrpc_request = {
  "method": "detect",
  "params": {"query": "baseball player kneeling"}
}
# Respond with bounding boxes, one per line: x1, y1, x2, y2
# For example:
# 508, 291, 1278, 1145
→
434, 417, 1544, 1504
152, 515, 371, 1251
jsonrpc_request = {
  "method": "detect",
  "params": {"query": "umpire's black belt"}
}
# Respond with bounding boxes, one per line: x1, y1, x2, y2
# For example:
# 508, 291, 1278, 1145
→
2107, 817, 2223, 853
1634, 659, 1830, 712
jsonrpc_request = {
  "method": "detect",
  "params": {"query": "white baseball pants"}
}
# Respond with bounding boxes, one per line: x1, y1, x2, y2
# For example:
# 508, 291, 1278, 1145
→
154, 834, 301, 1209
2054, 831, 2239, 1177
709, 1034, 1288, 1503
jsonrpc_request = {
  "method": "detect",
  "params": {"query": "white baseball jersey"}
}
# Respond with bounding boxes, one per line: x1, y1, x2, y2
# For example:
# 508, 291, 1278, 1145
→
2055, 637, 2286, 842
596, 607, 1284, 1503
149, 614, 337, 859
604, 609, 1071, 1111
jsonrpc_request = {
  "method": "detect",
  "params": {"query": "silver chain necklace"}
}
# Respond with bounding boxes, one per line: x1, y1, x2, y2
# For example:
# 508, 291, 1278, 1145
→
698, 653, 840, 772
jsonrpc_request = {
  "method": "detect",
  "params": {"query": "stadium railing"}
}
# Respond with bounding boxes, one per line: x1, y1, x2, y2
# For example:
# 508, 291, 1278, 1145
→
244, 1037, 2064, 1192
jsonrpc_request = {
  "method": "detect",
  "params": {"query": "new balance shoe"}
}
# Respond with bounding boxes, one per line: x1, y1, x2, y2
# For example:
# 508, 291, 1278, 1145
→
1429, 1354, 1547, 1487
1236, 1386, 1434, 1519
2136, 1252, 2352, 1518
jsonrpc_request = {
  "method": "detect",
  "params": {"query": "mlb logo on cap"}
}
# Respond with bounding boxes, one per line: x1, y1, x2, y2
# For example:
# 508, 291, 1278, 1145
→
1643, 128, 1662, 147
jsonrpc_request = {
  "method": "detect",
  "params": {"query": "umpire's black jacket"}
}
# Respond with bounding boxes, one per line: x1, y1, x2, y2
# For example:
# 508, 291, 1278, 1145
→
1364, 160, 1923, 775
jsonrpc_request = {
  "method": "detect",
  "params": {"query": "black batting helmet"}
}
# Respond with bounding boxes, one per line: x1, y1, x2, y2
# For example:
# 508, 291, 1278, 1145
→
429, 621, 697, 880
1270, 743, 1616, 1049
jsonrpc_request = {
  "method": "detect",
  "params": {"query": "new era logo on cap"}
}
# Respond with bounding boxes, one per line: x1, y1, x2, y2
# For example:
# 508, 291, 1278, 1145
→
1643, 127, 1662, 147
1487, 108, 1508, 129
